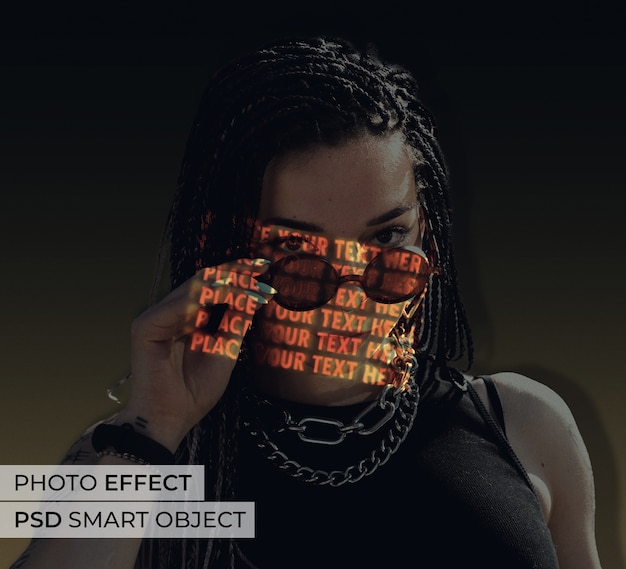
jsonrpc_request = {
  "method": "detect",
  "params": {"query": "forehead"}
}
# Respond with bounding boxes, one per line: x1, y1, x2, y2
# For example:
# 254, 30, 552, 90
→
258, 132, 417, 235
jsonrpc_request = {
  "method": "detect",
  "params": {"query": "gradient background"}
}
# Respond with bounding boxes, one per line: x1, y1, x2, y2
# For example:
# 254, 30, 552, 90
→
1, 4, 625, 567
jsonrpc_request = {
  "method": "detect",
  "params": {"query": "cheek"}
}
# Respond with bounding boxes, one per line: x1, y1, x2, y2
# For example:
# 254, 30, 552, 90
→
251, 302, 319, 356
253, 292, 408, 347
249, 296, 413, 384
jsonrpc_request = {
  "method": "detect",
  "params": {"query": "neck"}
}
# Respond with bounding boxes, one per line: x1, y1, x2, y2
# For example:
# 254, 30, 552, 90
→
249, 365, 385, 406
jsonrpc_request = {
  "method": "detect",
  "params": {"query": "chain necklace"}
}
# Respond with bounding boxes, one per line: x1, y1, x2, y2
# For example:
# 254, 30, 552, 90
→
242, 327, 420, 487
243, 379, 419, 487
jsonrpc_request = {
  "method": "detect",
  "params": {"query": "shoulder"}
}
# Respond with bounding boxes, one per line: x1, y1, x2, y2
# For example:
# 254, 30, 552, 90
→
488, 371, 567, 411
479, 372, 590, 493
469, 372, 582, 491
484, 372, 588, 478
486, 372, 577, 435
472, 372, 601, 568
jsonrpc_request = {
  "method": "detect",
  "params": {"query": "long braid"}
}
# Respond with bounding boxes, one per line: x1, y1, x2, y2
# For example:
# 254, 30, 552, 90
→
141, 36, 473, 568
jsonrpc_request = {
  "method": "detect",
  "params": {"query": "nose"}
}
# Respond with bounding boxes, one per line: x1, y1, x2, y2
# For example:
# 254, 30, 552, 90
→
332, 277, 367, 312
329, 243, 371, 312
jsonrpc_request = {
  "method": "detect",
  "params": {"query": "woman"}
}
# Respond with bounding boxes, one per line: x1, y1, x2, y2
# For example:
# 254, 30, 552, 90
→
11, 36, 601, 569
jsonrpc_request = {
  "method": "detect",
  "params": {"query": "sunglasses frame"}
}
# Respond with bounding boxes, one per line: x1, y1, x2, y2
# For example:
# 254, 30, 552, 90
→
262, 245, 438, 312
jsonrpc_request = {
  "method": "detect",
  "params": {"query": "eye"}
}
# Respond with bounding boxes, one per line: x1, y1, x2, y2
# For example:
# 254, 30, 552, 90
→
371, 226, 410, 247
285, 234, 303, 251
267, 233, 314, 253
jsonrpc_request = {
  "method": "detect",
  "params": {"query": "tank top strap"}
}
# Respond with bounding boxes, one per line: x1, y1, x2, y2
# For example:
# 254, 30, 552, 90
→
466, 378, 535, 494
481, 374, 507, 436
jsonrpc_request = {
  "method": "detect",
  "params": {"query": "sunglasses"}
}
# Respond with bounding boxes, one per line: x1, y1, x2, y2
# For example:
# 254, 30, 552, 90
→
259, 246, 438, 311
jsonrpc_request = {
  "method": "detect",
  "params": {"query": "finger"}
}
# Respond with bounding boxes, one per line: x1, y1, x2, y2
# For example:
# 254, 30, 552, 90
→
193, 272, 277, 313
184, 298, 264, 360
180, 277, 276, 338
200, 303, 229, 335
134, 258, 274, 345
197, 257, 272, 287
152, 257, 272, 308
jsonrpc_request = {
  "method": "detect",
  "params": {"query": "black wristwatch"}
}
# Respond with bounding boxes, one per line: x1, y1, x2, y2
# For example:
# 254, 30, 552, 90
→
92, 423, 175, 465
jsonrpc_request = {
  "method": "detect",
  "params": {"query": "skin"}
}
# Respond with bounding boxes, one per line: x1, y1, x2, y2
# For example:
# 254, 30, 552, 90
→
472, 374, 602, 569
10, 132, 601, 569
251, 134, 600, 568
250, 131, 424, 405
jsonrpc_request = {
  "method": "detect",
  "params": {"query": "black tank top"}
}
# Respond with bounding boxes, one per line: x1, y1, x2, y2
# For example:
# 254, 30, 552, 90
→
236, 374, 559, 568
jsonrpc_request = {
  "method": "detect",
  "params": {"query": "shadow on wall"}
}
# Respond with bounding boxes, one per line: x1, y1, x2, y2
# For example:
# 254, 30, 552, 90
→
517, 365, 624, 569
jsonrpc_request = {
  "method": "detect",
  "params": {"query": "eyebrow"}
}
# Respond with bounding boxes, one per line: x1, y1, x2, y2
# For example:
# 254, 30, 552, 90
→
365, 204, 416, 227
261, 217, 325, 232
263, 205, 416, 233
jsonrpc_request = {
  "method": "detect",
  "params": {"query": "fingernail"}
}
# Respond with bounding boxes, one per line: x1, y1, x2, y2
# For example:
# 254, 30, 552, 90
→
244, 290, 269, 304
250, 258, 272, 266
254, 281, 278, 295
211, 277, 233, 287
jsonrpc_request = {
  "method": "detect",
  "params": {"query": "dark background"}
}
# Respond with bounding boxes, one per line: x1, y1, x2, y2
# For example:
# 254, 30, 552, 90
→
1, 2, 625, 567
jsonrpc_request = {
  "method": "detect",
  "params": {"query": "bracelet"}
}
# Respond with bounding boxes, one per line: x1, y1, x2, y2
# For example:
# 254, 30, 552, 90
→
97, 449, 151, 465
92, 423, 175, 465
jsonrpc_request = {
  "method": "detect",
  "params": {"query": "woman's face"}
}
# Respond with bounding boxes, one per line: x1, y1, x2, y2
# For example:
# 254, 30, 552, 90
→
249, 131, 425, 400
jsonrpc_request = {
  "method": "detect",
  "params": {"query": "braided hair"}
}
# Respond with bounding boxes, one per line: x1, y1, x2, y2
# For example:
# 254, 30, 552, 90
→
139, 36, 473, 569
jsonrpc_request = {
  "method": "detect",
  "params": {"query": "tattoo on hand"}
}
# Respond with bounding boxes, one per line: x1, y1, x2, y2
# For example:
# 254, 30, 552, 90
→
62, 448, 89, 464
135, 416, 148, 429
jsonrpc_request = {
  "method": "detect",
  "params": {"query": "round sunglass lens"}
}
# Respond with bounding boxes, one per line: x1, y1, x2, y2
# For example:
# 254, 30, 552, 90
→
363, 249, 429, 302
270, 255, 337, 310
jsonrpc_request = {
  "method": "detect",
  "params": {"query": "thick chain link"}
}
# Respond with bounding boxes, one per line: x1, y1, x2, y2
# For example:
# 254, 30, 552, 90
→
242, 324, 423, 486
243, 374, 420, 487
244, 382, 407, 445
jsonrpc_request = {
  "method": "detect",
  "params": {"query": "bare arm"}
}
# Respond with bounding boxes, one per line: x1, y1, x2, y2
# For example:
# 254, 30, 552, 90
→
8, 430, 143, 569
9, 258, 274, 569
491, 372, 602, 569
